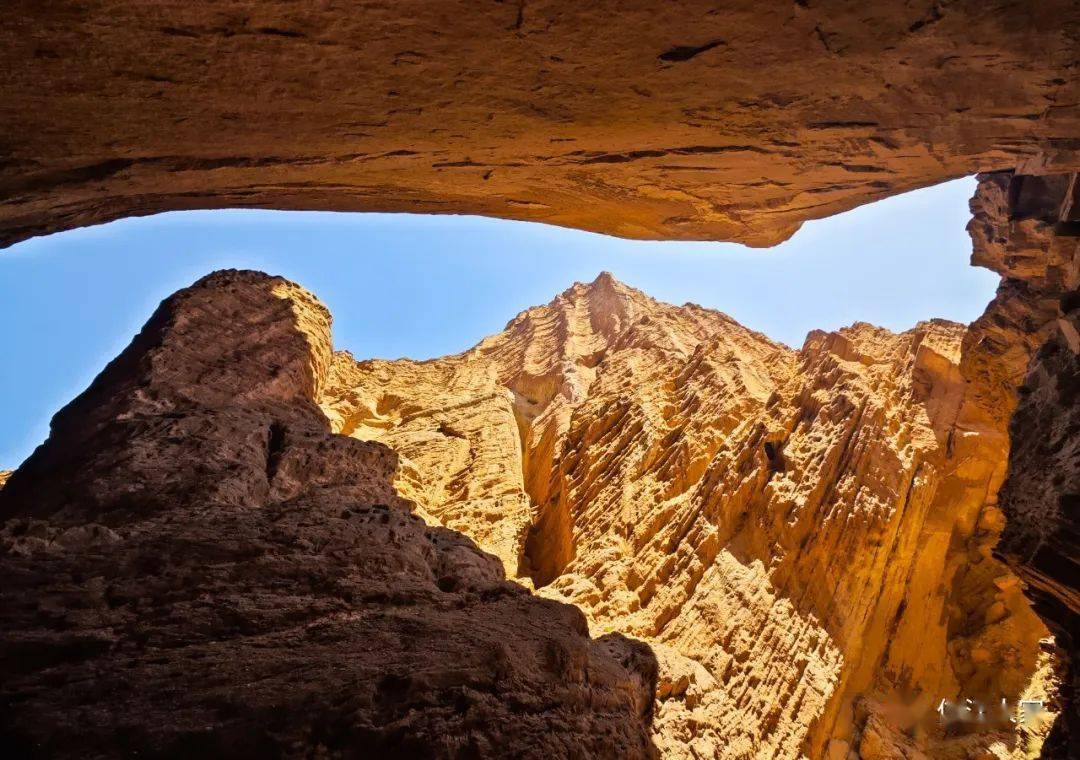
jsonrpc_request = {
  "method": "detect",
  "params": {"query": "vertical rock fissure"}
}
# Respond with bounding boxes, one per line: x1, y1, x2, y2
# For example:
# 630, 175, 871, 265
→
265, 421, 287, 483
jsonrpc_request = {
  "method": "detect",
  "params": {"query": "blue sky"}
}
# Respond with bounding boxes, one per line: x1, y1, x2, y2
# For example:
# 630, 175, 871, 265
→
0, 176, 995, 469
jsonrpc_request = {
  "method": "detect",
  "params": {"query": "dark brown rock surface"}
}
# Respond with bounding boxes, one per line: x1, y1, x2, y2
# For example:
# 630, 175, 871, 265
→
0, 270, 658, 759
964, 170, 1080, 756
1, 1, 1078, 247
998, 326, 1080, 758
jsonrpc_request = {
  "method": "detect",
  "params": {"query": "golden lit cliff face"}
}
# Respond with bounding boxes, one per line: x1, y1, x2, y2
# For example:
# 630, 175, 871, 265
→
321, 273, 1056, 758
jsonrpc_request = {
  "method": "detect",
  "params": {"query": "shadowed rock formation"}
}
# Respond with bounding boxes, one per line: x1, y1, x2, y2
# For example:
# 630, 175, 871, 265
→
1, 1, 1077, 247
0, 270, 658, 759
1000, 327, 1080, 758
971, 169, 1080, 756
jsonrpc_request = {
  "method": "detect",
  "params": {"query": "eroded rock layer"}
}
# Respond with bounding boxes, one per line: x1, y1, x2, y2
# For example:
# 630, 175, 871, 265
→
1, 1, 1078, 247
323, 273, 1058, 758
0, 270, 658, 759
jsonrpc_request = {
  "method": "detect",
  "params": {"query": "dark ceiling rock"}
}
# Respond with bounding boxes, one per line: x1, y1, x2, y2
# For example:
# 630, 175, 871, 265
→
0, 0, 1077, 247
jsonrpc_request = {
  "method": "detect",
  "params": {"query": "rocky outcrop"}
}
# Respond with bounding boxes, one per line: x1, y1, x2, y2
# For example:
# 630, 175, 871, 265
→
324, 274, 1058, 758
3, 3, 1078, 755
1, 1, 1078, 248
0, 270, 658, 758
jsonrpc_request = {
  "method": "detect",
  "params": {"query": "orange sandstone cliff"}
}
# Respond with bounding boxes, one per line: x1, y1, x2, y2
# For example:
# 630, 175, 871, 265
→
1, 2, 1077, 754
323, 273, 1057, 758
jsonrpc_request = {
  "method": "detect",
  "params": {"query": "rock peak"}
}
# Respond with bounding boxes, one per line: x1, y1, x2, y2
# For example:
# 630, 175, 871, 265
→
0, 270, 658, 759
560, 270, 634, 299
319, 270, 1057, 758
590, 270, 618, 287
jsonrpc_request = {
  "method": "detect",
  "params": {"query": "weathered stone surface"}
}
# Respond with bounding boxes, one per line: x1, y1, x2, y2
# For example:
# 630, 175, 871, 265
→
998, 327, 1080, 759
1, 1, 1078, 248
0, 270, 658, 759
324, 273, 1058, 758
3, 3, 1079, 755
3, 260, 1075, 757
976, 168, 1080, 757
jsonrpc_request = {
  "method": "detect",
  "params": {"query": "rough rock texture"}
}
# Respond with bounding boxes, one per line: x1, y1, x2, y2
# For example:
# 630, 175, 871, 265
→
323, 273, 1058, 758
1, 1, 1078, 248
969, 169, 1080, 756
0, 270, 658, 759
999, 330, 1080, 759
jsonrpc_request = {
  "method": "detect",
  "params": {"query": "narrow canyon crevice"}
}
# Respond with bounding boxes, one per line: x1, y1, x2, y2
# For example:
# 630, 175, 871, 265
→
521, 501, 575, 588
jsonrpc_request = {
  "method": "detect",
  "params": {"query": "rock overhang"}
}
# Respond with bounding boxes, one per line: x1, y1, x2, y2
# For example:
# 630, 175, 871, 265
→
0, 0, 1077, 248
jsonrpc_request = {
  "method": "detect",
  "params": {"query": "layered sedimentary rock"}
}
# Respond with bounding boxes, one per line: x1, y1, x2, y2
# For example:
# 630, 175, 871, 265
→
1, 1, 1078, 248
2, 2, 1078, 755
0, 260, 1070, 757
0, 270, 658, 758
323, 273, 1058, 758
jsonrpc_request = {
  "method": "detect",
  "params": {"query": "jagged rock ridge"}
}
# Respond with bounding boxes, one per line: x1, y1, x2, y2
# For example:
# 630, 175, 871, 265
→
322, 272, 1059, 758
0, 270, 658, 759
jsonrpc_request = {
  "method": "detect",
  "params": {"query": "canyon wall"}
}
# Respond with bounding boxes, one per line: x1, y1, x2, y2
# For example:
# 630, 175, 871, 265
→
0, 253, 1072, 756
0, 270, 658, 758
1, 1, 1077, 247
968, 170, 1080, 755
321, 273, 1058, 758
2, 2, 1078, 756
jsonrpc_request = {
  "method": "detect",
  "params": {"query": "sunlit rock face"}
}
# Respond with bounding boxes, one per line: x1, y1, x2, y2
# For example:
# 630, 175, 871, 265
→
1, 1, 1077, 247
323, 273, 1057, 758
0, 271, 659, 759
2, 2, 1077, 754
